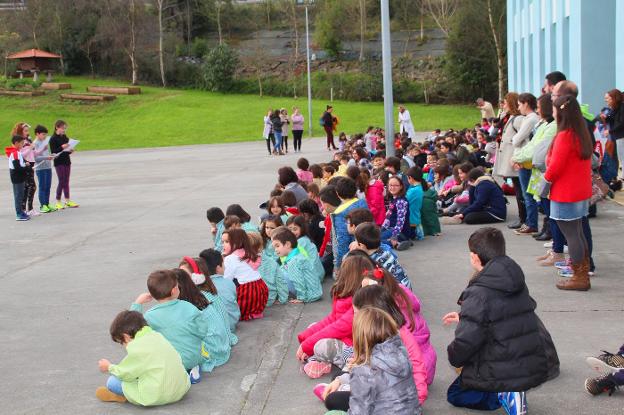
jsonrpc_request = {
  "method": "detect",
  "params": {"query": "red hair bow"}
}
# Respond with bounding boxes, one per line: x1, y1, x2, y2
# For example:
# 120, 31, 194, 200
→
373, 267, 384, 280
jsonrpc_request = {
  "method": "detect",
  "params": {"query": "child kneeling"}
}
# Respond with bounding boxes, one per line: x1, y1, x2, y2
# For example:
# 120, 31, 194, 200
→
97, 310, 190, 406
443, 227, 557, 415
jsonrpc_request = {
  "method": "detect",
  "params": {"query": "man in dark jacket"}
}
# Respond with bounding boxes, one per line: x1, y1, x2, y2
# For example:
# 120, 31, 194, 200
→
443, 227, 556, 415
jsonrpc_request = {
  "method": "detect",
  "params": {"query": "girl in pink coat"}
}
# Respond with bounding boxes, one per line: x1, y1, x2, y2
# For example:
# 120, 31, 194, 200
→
361, 169, 386, 225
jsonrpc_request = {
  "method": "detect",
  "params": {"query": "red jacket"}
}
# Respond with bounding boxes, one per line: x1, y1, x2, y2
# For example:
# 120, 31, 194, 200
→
319, 215, 332, 257
297, 296, 353, 356
366, 179, 386, 226
544, 129, 592, 203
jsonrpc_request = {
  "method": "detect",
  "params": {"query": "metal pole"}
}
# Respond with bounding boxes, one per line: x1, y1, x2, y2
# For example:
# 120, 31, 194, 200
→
380, 0, 395, 157
305, 6, 313, 138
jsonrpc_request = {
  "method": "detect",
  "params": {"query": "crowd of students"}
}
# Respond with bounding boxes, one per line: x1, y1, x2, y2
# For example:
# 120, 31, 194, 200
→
6, 120, 78, 221
92, 101, 623, 412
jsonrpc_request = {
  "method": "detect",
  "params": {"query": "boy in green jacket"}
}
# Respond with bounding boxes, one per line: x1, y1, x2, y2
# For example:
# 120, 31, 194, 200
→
97, 310, 190, 405
272, 227, 323, 303
130, 270, 209, 382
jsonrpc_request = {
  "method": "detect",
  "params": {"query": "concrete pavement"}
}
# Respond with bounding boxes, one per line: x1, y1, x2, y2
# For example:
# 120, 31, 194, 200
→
1, 138, 623, 414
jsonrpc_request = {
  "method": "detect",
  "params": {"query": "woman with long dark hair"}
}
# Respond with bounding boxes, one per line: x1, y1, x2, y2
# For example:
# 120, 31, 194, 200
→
601, 89, 624, 180
545, 95, 593, 291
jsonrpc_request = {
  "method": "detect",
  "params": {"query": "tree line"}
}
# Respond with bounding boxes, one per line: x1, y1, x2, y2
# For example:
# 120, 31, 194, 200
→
0, 0, 506, 103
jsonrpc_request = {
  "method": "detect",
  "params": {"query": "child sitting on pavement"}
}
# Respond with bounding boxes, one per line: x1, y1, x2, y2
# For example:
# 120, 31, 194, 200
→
96, 310, 190, 405
443, 227, 556, 415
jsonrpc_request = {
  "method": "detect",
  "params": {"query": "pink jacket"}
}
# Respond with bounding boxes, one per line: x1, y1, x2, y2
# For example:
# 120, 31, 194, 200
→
297, 296, 354, 356
398, 286, 436, 385
366, 179, 386, 226
297, 169, 313, 184
399, 325, 429, 404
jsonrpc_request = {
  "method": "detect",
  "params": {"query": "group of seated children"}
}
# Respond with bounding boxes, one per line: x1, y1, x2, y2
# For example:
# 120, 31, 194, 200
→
95, 143, 591, 414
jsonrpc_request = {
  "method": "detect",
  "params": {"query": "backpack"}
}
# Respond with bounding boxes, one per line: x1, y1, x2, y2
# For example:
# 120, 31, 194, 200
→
319, 117, 325, 127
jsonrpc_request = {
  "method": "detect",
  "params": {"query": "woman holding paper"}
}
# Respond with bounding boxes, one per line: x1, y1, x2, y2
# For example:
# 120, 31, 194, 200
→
49, 120, 79, 209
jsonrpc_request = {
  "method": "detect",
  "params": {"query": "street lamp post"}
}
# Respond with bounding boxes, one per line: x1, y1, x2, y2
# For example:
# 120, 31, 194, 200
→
380, 0, 395, 157
305, 5, 313, 137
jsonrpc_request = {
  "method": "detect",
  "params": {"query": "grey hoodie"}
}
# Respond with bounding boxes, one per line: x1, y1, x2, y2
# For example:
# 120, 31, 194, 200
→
347, 335, 422, 415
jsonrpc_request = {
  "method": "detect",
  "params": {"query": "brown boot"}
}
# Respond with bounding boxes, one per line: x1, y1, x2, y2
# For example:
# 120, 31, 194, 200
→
539, 251, 565, 266
96, 386, 126, 403
556, 260, 591, 291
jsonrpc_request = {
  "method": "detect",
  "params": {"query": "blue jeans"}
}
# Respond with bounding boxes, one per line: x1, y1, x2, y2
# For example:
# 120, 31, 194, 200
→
12, 181, 25, 216
106, 375, 124, 396
273, 131, 283, 152
380, 228, 408, 246
447, 375, 501, 410
36, 169, 52, 207
518, 168, 538, 229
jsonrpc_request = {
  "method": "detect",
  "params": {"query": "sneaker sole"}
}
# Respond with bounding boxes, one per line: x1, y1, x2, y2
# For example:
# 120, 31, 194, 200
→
586, 357, 622, 374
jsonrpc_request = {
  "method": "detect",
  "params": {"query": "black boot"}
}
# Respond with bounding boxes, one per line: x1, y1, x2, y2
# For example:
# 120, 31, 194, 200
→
533, 216, 548, 238
534, 216, 552, 241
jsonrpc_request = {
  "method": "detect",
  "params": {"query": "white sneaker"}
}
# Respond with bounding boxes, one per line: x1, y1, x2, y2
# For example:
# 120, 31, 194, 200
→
543, 241, 553, 248
563, 245, 568, 254
29, 209, 41, 217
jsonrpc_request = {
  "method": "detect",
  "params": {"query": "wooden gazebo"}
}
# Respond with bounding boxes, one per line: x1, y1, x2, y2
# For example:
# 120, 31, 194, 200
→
6, 49, 62, 82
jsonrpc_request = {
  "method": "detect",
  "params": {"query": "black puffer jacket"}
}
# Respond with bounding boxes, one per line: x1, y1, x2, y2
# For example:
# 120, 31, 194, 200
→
447, 255, 550, 392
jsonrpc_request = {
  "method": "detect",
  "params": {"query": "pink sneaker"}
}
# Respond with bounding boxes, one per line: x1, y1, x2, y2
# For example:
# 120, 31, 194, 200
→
313, 383, 328, 401
303, 360, 332, 379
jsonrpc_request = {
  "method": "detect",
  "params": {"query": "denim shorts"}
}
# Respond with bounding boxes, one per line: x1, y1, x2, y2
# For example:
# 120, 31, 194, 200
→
550, 199, 589, 221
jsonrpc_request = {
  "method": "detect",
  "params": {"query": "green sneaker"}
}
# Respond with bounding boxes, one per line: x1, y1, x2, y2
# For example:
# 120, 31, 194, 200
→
64, 200, 79, 208
47, 204, 57, 212
55, 202, 65, 210
40, 205, 52, 213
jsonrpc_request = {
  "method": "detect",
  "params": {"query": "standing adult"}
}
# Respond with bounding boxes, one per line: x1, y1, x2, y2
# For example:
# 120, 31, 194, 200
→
322, 105, 337, 151
291, 107, 304, 153
601, 89, 624, 179
542, 71, 566, 95
511, 93, 540, 234
280, 108, 290, 154
398, 105, 416, 139
262, 108, 274, 156
545, 95, 593, 291
493, 92, 525, 228
476, 98, 495, 120
270, 109, 284, 155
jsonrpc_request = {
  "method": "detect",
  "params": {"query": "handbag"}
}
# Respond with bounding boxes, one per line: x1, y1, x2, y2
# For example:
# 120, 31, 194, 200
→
590, 173, 610, 205
536, 177, 551, 199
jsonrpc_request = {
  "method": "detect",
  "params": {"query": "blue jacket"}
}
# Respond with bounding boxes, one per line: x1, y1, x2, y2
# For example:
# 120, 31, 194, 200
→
260, 241, 289, 306
406, 184, 423, 226
280, 249, 323, 303
199, 292, 238, 373
210, 275, 240, 332
330, 198, 369, 277
461, 176, 507, 220
298, 236, 325, 282
130, 300, 208, 370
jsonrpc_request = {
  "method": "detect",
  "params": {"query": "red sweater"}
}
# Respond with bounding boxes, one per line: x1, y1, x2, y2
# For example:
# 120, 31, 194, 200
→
544, 129, 592, 203
319, 215, 332, 257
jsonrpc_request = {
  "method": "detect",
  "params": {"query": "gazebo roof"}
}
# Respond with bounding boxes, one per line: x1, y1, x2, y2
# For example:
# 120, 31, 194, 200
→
7, 49, 62, 59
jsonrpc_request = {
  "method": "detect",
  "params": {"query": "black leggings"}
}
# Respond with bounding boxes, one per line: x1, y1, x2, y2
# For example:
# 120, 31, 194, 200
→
511, 177, 526, 223
463, 211, 504, 225
283, 135, 288, 152
293, 130, 303, 151
265, 134, 275, 155
325, 125, 336, 149
556, 218, 589, 264
22, 166, 36, 211
325, 391, 350, 411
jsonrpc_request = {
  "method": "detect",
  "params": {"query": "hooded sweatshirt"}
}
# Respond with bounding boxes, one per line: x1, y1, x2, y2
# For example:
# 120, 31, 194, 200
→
347, 335, 422, 415
6, 146, 27, 183
461, 175, 507, 220
447, 256, 552, 392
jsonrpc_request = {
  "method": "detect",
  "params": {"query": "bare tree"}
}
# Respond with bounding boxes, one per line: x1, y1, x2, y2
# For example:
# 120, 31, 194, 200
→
153, 0, 176, 86
358, 0, 367, 61
284, 0, 299, 58
424, 0, 458, 37
487, 0, 506, 104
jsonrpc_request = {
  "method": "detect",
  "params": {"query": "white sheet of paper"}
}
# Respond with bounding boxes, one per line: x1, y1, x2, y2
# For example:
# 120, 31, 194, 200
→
63, 139, 80, 152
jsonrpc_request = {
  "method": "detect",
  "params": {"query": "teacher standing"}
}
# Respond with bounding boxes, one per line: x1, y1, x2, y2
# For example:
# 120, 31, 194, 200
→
322, 105, 337, 151
291, 107, 304, 153
398, 105, 416, 139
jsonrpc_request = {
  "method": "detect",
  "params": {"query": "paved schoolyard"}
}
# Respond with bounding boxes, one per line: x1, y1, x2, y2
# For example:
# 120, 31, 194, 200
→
1, 139, 622, 415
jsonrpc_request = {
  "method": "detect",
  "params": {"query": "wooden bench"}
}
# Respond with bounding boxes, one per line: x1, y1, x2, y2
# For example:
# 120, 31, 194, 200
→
41, 82, 72, 90
0, 89, 45, 97
60, 93, 116, 102
86, 86, 141, 95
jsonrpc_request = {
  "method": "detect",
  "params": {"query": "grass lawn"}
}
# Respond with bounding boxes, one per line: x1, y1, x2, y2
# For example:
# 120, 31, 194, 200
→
1, 76, 478, 151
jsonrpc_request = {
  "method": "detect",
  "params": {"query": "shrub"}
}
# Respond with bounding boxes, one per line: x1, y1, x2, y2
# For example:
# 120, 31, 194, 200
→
202, 44, 239, 92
